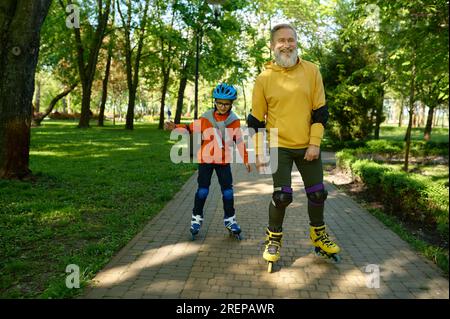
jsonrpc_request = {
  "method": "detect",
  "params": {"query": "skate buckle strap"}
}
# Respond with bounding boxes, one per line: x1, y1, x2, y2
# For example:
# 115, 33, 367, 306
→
274, 186, 293, 194
265, 235, 282, 248
267, 240, 281, 254
267, 239, 281, 247
305, 183, 324, 193
191, 215, 203, 226
224, 215, 237, 227
315, 230, 334, 247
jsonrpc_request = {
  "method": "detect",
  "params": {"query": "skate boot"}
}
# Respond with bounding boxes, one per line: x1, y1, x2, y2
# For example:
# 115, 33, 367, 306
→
310, 225, 341, 263
224, 215, 242, 240
263, 228, 283, 273
190, 214, 203, 240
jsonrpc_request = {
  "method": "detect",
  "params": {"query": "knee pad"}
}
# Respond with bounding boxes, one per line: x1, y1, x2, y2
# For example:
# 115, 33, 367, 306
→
222, 188, 233, 200
272, 186, 293, 208
305, 183, 327, 206
197, 187, 209, 200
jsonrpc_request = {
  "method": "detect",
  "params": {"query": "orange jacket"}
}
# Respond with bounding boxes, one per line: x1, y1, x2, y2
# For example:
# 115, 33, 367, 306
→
175, 110, 248, 165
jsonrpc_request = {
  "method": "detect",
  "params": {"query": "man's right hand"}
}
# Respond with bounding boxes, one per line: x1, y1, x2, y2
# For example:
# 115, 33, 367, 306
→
164, 121, 176, 131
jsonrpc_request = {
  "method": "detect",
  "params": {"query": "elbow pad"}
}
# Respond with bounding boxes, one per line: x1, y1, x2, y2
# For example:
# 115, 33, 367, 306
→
312, 105, 329, 127
247, 114, 266, 131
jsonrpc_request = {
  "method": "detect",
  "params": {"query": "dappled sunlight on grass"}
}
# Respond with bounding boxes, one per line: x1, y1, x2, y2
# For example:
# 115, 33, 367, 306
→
0, 121, 196, 298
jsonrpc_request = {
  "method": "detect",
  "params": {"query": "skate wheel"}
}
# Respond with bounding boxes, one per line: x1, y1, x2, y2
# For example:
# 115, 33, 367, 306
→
331, 254, 341, 263
313, 247, 324, 257
267, 262, 273, 273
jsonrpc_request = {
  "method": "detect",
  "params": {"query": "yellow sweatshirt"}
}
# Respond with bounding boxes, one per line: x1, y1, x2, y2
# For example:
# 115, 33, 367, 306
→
251, 58, 326, 152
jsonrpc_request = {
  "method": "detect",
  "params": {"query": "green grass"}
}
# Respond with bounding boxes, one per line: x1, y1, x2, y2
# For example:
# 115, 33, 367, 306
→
322, 125, 449, 151
0, 120, 196, 298
378, 125, 449, 143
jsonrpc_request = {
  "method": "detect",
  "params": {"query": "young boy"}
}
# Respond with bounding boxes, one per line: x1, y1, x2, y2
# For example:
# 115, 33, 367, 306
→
165, 83, 251, 240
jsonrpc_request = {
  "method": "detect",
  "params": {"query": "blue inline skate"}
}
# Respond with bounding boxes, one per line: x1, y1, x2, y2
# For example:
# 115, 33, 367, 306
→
190, 214, 203, 240
224, 215, 242, 240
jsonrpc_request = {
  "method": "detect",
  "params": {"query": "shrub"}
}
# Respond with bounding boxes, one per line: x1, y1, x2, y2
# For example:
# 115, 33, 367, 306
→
410, 141, 449, 157
365, 140, 402, 156
336, 149, 449, 241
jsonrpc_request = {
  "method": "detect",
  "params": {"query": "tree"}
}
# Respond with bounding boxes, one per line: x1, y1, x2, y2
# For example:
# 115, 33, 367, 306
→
32, 83, 78, 126
33, 1, 80, 126
98, 1, 116, 127
375, 0, 448, 170
320, 1, 384, 141
117, 0, 150, 130
61, 0, 112, 128
414, 1, 449, 140
0, 0, 52, 179
150, 0, 179, 130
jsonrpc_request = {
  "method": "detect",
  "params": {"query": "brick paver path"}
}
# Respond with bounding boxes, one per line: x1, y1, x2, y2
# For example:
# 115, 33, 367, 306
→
84, 155, 448, 299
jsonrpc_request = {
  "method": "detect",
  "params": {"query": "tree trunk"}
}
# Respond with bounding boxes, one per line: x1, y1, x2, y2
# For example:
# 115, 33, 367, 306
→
67, 94, 72, 114
420, 102, 426, 127
241, 81, 247, 120
98, 51, 112, 127
113, 103, 116, 125
78, 81, 93, 127
74, 0, 112, 128
34, 79, 41, 114
187, 101, 191, 117
423, 105, 435, 141
175, 74, 188, 124
119, 0, 149, 131
403, 58, 416, 172
158, 72, 170, 129
61, 96, 67, 113
125, 87, 137, 130
398, 99, 403, 127
374, 88, 384, 139
33, 83, 78, 126
0, 0, 52, 179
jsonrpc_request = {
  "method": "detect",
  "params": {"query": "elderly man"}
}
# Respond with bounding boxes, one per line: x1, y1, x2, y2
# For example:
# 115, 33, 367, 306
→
248, 23, 341, 272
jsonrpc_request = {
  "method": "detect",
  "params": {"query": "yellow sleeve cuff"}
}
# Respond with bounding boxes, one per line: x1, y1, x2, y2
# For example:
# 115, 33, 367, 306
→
309, 123, 324, 146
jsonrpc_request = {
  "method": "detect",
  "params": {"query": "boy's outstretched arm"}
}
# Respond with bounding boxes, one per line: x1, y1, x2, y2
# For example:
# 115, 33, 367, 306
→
229, 120, 251, 173
163, 121, 176, 131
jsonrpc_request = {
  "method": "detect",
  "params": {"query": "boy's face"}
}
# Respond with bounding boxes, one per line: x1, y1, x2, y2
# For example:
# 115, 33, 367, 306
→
215, 99, 233, 114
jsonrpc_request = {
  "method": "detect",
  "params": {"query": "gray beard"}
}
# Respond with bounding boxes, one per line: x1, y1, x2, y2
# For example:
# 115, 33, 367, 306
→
274, 48, 298, 68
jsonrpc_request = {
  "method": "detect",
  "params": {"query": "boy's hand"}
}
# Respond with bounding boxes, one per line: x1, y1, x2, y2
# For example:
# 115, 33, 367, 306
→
255, 154, 268, 173
164, 121, 176, 131
304, 144, 320, 161
245, 163, 251, 172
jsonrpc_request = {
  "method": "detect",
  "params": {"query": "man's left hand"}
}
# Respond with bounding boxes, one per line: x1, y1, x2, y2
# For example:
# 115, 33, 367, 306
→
304, 144, 320, 161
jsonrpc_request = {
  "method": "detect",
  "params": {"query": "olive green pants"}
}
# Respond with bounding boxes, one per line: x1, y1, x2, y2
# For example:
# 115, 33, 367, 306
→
269, 147, 325, 231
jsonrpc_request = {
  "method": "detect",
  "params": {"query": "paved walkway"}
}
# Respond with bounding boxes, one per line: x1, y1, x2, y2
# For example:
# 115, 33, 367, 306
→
84, 154, 448, 299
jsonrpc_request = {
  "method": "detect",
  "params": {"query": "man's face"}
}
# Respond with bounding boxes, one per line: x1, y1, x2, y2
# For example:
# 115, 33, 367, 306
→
271, 28, 298, 68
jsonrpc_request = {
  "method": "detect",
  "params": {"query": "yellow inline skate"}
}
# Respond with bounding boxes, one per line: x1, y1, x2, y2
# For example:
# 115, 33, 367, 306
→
263, 228, 283, 273
310, 225, 341, 263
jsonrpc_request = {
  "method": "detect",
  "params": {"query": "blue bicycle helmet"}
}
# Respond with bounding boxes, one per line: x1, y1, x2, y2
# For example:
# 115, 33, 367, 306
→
213, 83, 237, 100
